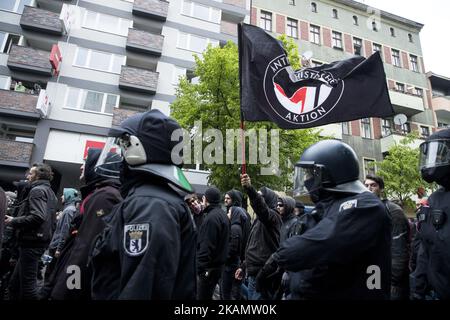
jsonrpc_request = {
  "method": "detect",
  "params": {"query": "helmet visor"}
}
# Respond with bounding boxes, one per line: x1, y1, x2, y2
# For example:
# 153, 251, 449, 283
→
94, 137, 123, 179
293, 163, 323, 197
419, 140, 450, 169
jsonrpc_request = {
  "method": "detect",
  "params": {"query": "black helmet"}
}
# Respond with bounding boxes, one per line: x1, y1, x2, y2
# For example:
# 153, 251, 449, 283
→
419, 128, 450, 189
293, 139, 367, 197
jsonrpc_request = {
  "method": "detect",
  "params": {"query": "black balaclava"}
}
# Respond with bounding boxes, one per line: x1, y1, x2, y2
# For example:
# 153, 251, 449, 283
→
260, 186, 278, 210
84, 148, 102, 185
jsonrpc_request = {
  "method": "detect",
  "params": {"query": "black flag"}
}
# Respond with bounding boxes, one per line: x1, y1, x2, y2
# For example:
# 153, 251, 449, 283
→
239, 23, 394, 129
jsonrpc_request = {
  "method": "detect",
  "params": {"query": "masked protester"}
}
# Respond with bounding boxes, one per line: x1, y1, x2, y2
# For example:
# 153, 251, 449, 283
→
90, 109, 197, 300
256, 140, 391, 299
411, 128, 450, 300
44, 149, 122, 300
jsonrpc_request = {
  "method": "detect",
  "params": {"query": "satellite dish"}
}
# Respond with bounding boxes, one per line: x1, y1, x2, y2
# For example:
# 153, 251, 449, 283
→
302, 51, 313, 60
393, 114, 407, 126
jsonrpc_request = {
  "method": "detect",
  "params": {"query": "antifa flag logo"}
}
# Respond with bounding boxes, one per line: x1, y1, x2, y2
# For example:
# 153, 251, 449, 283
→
264, 54, 344, 125
124, 223, 150, 256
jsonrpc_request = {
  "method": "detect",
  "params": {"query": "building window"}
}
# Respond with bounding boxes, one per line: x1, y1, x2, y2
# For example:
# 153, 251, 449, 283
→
74, 47, 126, 74
311, 2, 317, 13
353, 15, 358, 25
342, 122, 350, 135
414, 87, 423, 97
83, 11, 132, 36
0, 0, 32, 14
410, 55, 419, 72
0, 75, 11, 90
400, 122, 411, 135
421, 126, 430, 138
181, 0, 221, 24
361, 118, 372, 139
287, 18, 298, 38
390, 27, 395, 37
289, 0, 296, 5
373, 43, 382, 54
310, 25, 320, 44
392, 49, 401, 67
177, 32, 219, 53
395, 82, 405, 92
0, 32, 21, 54
260, 10, 272, 31
332, 31, 342, 49
372, 20, 378, 31
364, 158, 376, 176
408, 33, 413, 43
332, 9, 338, 19
353, 37, 362, 55
438, 122, 449, 128
65, 87, 119, 115
381, 119, 392, 137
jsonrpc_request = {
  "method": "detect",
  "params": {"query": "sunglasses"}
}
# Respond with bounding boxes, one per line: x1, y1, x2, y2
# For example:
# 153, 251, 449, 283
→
277, 203, 284, 207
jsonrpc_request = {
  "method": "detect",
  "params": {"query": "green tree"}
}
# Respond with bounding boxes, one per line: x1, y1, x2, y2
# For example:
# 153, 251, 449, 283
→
171, 41, 323, 192
278, 34, 301, 70
375, 133, 429, 210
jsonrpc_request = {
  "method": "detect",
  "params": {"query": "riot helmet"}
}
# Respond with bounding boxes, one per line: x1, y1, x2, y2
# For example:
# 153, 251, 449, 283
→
95, 109, 193, 192
293, 140, 367, 200
419, 128, 450, 189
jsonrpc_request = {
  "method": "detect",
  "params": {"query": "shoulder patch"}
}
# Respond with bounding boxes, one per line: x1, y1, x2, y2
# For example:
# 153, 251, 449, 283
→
339, 199, 358, 212
124, 223, 150, 256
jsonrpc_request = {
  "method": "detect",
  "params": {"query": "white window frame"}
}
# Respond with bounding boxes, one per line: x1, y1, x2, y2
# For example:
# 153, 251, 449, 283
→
373, 43, 382, 54
361, 118, 372, 139
260, 10, 272, 32
353, 37, 362, 55
82, 10, 132, 37
332, 31, 342, 49
342, 122, 350, 135
353, 15, 358, 26
392, 49, 401, 67
0, 0, 32, 14
420, 125, 430, 138
363, 157, 377, 176
332, 9, 338, 19
381, 119, 392, 137
177, 32, 219, 53
310, 25, 321, 45
414, 87, 423, 97
73, 47, 126, 74
286, 18, 298, 38
181, 0, 221, 24
0, 31, 22, 54
64, 87, 119, 115
410, 54, 419, 72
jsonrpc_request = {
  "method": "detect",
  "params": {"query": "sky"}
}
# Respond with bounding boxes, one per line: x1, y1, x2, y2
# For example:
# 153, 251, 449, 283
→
360, 0, 450, 77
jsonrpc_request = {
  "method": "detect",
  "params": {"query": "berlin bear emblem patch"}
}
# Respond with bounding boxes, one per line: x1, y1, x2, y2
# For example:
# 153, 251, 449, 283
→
124, 224, 150, 256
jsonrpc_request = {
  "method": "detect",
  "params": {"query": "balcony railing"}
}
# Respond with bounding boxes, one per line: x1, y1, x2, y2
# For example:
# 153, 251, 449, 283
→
127, 29, 163, 56
20, 5, 64, 35
132, 0, 169, 21
119, 66, 158, 94
7, 45, 53, 76
0, 139, 34, 165
380, 133, 424, 153
389, 89, 425, 117
0, 89, 40, 117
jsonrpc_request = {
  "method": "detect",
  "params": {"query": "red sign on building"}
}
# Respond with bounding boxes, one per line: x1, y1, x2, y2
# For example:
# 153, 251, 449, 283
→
83, 140, 106, 160
50, 44, 62, 75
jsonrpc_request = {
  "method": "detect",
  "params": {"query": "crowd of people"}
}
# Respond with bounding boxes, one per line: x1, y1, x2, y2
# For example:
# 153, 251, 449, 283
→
0, 109, 449, 300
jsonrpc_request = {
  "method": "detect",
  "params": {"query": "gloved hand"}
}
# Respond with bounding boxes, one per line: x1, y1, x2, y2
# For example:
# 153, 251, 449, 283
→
255, 255, 278, 293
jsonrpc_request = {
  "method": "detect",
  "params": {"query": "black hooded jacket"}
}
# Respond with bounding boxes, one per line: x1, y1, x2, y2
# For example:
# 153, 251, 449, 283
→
278, 196, 299, 243
244, 186, 282, 276
226, 207, 248, 266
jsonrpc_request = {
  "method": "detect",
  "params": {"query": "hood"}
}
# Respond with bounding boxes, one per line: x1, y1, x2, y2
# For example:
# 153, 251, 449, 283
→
13, 180, 30, 202
230, 206, 248, 226
84, 148, 102, 185
278, 196, 296, 218
63, 188, 79, 205
260, 186, 278, 210
226, 189, 243, 207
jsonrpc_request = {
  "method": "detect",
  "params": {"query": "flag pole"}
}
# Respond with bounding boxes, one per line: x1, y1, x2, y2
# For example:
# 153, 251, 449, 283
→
238, 23, 246, 175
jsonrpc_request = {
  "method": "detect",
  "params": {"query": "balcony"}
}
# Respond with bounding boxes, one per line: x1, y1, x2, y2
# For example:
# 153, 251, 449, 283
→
380, 133, 424, 153
20, 5, 64, 35
0, 90, 40, 118
222, 0, 247, 23
126, 29, 163, 56
132, 0, 169, 21
7, 45, 53, 76
0, 139, 34, 165
112, 108, 141, 126
119, 66, 158, 94
432, 96, 450, 122
389, 90, 425, 117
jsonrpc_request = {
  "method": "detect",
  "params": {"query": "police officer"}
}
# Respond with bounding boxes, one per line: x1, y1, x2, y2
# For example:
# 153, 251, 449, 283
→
256, 140, 391, 299
411, 128, 450, 300
90, 110, 197, 300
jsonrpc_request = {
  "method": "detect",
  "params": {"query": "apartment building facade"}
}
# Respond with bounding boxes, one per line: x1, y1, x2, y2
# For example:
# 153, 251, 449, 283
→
0, 0, 248, 192
427, 72, 450, 130
251, 0, 434, 179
